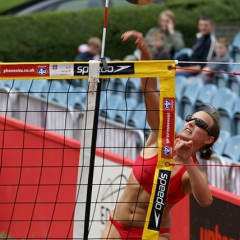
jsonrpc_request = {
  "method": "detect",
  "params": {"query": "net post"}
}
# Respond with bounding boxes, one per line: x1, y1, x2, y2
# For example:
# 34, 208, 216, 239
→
73, 60, 100, 239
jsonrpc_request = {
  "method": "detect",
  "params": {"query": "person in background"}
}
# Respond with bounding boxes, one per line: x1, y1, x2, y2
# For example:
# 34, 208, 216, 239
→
145, 10, 185, 58
151, 32, 171, 60
75, 37, 102, 62
177, 16, 216, 77
186, 37, 229, 84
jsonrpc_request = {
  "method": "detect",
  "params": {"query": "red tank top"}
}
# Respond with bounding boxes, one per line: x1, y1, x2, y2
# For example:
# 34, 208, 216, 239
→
132, 153, 197, 205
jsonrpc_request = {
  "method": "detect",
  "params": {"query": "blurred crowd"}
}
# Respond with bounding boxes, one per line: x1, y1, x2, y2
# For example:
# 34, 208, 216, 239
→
75, 10, 234, 87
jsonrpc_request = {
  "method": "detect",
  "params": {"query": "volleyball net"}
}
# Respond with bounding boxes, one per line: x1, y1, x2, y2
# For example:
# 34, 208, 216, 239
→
0, 60, 176, 239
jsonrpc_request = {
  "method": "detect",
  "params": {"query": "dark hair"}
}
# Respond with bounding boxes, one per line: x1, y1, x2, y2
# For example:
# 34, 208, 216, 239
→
199, 16, 214, 24
198, 103, 221, 160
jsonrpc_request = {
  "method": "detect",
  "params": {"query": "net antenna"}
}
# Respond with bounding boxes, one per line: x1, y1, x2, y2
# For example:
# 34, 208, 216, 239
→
73, 0, 109, 239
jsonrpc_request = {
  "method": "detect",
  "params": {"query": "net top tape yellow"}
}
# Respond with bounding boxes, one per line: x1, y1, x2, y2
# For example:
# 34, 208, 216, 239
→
0, 60, 176, 79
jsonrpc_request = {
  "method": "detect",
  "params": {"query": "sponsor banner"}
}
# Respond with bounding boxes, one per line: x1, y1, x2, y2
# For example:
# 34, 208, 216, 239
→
190, 194, 240, 240
161, 98, 175, 158
74, 62, 134, 76
148, 169, 171, 231
50, 64, 74, 76
0, 64, 49, 77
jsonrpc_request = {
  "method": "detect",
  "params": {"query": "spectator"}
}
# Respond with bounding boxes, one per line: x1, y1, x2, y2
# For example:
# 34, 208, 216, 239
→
145, 10, 185, 58
187, 38, 229, 84
177, 16, 216, 77
151, 32, 171, 60
75, 37, 101, 62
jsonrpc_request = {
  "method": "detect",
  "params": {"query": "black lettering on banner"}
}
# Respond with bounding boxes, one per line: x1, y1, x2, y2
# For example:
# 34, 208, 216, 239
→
148, 169, 171, 231
74, 63, 134, 76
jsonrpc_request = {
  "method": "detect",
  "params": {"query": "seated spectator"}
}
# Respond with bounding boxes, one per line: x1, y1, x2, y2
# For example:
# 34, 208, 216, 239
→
145, 10, 185, 58
75, 37, 101, 62
77, 44, 89, 55
151, 32, 171, 60
177, 16, 216, 77
187, 38, 229, 84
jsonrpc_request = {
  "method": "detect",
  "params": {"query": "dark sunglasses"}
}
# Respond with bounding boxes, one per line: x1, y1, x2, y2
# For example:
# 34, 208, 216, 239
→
185, 115, 212, 135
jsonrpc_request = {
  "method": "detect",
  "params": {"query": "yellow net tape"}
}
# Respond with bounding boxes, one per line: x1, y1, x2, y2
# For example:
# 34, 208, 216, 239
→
142, 61, 175, 239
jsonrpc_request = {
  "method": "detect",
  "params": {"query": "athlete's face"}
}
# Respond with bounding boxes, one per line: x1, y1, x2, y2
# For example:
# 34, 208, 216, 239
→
180, 111, 214, 145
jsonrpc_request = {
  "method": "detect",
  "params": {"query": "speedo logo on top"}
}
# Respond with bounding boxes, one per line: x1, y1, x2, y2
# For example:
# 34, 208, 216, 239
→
148, 169, 171, 231
74, 63, 134, 76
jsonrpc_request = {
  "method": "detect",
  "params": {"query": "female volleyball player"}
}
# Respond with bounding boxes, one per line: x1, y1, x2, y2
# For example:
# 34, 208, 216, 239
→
100, 30, 221, 240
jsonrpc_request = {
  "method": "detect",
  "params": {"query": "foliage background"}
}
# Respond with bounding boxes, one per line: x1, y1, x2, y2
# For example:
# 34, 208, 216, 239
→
0, 0, 239, 62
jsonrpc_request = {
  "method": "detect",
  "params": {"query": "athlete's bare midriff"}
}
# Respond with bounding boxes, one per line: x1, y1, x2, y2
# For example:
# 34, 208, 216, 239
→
112, 172, 173, 229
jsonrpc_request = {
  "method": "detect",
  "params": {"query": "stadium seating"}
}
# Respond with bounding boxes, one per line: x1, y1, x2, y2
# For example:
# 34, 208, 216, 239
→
175, 115, 184, 134
195, 83, 217, 111
126, 77, 142, 103
128, 102, 150, 131
213, 130, 230, 156
222, 135, 240, 162
212, 71, 229, 89
3, 79, 14, 89
29, 79, 48, 97
67, 90, 86, 110
232, 97, 240, 135
173, 48, 193, 60
100, 94, 123, 120
115, 97, 138, 125
0, 80, 5, 87
211, 88, 237, 134
113, 77, 128, 96
175, 75, 187, 115
231, 32, 240, 62
228, 64, 240, 95
52, 83, 74, 105
180, 81, 203, 118
41, 80, 62, 100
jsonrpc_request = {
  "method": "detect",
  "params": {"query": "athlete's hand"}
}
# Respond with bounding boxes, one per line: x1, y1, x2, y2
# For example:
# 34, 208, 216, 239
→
174, 139, 193, 163
121, 30, 146, 50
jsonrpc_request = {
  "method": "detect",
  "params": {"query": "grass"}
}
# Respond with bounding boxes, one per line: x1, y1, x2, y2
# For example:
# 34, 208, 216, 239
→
0, 0, 32, 13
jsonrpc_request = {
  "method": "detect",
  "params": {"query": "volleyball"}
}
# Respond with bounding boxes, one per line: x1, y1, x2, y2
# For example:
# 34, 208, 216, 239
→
126, 0, 155, 5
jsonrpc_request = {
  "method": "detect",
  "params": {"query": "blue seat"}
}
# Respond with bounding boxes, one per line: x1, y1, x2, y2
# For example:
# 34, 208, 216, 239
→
228, 64, 240, 95
180, 81, 203, 118
53, 83, 75, 105
71, 86, 87, 101
174, 48, 193, 60
232, 97, 240, 135
213, 130, 230, 156
126, 77, 142, 103
29, 79, 48, 97
222, 135, 240, 162
212, 70, 229, 88
101, 78, 114, 91
79, 78, 88, 90
17, 80, 36, 92
175, 115, 184, 134
100, 94, 123, 120
128, 102, 150, 131
211, 88, 237, 134
10, 80, 23, 90
67, 87, 87, 110
115, 97, 138, 125
231, 32, 240, 62
41, 80, 62, 100
195, 84, 217, 111
113, 78, 128, 96
4, 80, 30, 91
3, 80, 14, 89
175, 75, 187, 115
